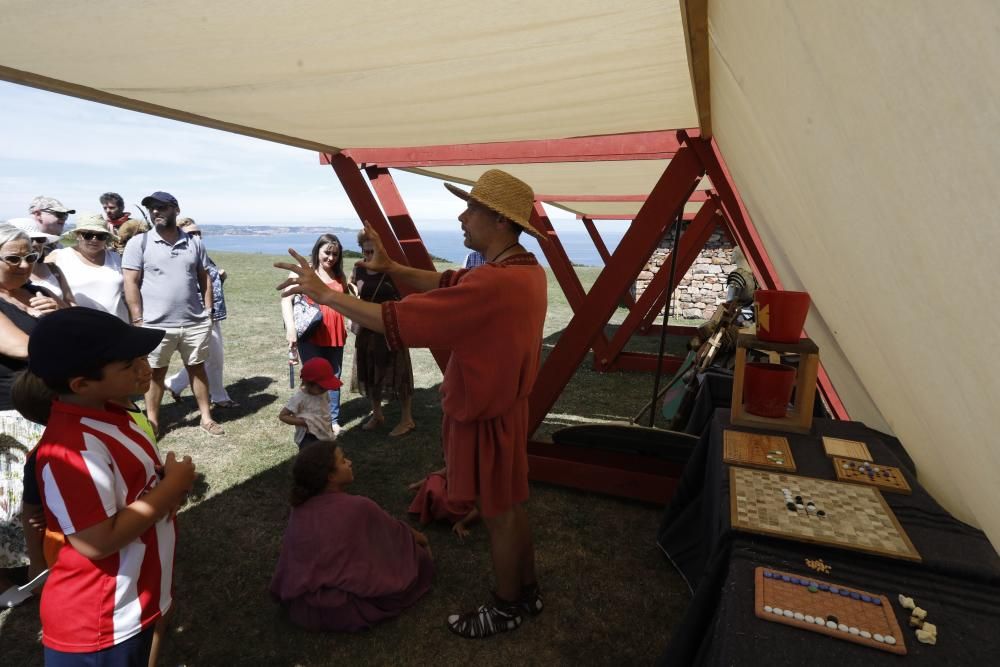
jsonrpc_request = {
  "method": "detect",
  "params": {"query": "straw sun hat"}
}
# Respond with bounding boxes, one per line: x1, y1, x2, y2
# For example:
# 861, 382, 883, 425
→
67, 213, 112, 238
444, 169, 544, 240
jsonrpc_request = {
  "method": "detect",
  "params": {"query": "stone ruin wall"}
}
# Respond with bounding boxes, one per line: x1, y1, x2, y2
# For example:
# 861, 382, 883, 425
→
635, 229, 738, 320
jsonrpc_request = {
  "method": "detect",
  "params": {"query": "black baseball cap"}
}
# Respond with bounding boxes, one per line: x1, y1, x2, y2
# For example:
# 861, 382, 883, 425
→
141, 191, 179, 208
28, 308, 164, 383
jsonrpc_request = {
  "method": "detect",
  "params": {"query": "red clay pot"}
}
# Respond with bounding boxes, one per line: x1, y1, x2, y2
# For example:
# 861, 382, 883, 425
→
755, 289, 811, 343
743, 362, 796, 418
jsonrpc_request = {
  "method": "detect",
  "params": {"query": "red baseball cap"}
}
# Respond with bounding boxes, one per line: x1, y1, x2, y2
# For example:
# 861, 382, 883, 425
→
300, 357, 342, 390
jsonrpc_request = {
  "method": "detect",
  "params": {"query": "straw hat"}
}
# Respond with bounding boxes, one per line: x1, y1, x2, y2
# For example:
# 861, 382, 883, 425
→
444, 169, 544, 240
67, 213, 112, 238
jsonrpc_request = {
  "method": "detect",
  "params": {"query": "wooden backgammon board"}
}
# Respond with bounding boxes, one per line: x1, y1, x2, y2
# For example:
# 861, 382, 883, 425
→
832, 457, 911, 495
755, 566, 906, 654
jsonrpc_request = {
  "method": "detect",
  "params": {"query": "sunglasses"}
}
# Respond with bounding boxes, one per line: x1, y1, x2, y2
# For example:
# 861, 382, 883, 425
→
187, 230, 202, 237
30, 237, 48, 245
1, 252, 41, 266
78, 231, 109, 241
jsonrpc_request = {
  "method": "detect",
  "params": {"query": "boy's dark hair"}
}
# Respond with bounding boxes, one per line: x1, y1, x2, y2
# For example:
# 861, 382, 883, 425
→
41, 367, 105, 395
11, 370, 58, 425
290, 440, 338, 507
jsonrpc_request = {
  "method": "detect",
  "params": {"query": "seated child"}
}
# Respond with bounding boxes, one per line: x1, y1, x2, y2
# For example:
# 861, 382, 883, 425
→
270, 440, 434, 632
27, 308, 196, 665
279, 358, 341, 447
408, 468, 479, 538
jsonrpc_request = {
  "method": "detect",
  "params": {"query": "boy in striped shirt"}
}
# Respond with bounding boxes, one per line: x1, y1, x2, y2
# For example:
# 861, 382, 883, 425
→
28, 308, 196, 665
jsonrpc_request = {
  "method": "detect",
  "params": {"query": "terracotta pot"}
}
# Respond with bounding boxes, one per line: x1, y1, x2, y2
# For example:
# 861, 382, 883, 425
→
743, 362, 796, 418
755, 289, 811, 343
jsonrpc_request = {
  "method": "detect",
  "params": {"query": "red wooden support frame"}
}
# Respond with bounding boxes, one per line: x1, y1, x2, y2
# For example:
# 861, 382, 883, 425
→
526, 142, 705, 433
602, 200, 721, 368
326, 130, 692, 168
364, 166, 436, 270
327, 153, 451, 371
683, 134, 849, 419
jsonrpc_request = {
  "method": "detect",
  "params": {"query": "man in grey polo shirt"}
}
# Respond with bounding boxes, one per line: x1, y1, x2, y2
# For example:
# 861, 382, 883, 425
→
123, 191, 224, 436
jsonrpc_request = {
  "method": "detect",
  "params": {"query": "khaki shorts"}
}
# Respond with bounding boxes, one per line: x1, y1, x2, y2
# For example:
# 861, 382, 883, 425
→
148, 320, 212, 368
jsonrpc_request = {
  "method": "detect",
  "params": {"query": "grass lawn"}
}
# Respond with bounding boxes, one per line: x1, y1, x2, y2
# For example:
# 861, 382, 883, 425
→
1, 250, 693, 665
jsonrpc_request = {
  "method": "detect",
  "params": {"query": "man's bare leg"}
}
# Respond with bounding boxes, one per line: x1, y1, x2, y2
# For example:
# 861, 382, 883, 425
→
513, 504, 537, 588
483, 508, 523, 602
186, 363, 217, 430
145, 366, 169, 435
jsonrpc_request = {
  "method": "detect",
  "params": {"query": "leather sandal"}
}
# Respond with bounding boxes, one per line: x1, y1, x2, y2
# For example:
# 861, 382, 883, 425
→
200, 421, 225, 436
389, 422, 416, 437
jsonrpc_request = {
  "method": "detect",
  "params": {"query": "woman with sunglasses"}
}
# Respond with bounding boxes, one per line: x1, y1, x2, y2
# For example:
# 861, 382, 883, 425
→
0, 223, 65, 585
46, 213, 129, 321
6, 218, 75, 307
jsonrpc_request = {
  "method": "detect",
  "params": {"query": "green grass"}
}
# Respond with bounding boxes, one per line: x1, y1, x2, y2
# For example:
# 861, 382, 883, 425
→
1, 252, 691, 665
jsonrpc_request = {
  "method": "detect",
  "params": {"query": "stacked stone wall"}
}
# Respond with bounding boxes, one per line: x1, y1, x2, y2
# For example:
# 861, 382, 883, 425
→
634, 229, 737, 320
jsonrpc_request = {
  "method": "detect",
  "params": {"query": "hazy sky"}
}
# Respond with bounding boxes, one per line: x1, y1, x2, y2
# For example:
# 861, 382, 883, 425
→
0, 81, 576, 229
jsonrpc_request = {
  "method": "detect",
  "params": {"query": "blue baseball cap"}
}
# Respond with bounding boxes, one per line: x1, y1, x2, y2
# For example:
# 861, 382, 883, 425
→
141, 191, 179, 208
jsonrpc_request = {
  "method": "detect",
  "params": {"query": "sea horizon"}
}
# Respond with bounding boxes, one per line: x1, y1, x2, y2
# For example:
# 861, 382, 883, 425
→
197, 224, 627, 267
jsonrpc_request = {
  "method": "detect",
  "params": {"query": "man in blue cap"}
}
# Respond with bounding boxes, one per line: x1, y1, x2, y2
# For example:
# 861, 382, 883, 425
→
122, 191, 224, 437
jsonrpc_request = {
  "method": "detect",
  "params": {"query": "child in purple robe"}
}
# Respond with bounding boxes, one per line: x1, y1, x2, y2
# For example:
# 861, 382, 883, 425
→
270, 440, 434, 632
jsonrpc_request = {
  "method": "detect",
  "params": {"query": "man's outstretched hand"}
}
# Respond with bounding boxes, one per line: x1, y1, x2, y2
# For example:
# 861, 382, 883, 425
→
275, 249, 329, 302
356, 221, 395, 274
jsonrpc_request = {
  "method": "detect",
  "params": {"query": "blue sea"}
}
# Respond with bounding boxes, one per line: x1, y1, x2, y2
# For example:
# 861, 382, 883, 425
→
202, 226, 627, 267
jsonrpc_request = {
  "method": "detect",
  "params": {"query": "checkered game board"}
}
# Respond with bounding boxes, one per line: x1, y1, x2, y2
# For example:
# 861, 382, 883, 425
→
730, 467, 921, 561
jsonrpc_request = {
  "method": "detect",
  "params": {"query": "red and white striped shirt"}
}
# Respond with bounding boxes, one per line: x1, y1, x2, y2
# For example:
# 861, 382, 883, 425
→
35, 400, 176, 652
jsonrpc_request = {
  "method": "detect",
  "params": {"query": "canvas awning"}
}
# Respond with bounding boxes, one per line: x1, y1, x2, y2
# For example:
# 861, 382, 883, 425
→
2, 0, 998, 548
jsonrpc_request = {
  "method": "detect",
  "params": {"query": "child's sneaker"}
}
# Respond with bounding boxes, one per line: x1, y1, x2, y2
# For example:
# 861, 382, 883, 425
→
447, 594, 522, 638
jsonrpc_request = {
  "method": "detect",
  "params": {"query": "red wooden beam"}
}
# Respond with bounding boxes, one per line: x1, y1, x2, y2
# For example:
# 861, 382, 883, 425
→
324, 130, 697, 168
528, 141, 705, 433
684, 135, 850, 420
327, 153, 451, 371
575, 213, 698, 221
364, 166, 436, 270
581, 216, 636, 310
530, 204, 612, 357
603, 201, 721, 368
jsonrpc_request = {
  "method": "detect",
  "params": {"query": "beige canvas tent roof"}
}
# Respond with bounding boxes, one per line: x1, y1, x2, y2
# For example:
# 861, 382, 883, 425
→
2, 1, 997, 547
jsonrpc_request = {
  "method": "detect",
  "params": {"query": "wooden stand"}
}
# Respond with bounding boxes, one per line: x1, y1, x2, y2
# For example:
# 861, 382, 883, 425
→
731, 334, 819, 434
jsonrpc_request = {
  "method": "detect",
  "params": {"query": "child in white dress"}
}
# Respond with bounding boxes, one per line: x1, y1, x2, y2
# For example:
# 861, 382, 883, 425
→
279, 358, 341, 448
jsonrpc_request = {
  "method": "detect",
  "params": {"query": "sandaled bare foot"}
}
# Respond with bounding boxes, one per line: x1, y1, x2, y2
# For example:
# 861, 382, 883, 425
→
200, 420, 225, 436
389, 422, 416, 437
362, 415, 384, 431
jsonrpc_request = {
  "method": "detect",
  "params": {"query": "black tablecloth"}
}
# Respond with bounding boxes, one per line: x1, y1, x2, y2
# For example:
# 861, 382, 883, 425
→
657, 409, 1000, 665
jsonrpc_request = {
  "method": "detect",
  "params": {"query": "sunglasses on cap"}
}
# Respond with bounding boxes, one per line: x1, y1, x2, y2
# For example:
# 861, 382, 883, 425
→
1, 252, 41, 266
78, 231, 110, 241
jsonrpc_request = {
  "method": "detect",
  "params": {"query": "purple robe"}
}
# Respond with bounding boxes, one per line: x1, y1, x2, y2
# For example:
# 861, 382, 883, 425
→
270, 492, 434, 632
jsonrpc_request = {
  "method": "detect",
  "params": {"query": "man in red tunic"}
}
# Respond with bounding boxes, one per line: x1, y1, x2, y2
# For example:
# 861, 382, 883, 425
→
277, 169, 547, 638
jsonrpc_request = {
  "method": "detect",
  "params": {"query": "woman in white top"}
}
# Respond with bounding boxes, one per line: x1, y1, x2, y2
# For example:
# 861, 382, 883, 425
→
7, 217, 75, 305
47, 213, 128, 321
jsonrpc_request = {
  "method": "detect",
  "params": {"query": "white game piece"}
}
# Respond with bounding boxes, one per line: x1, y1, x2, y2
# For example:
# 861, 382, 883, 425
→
860, 630, 872, 639
922, 622, 937, 636
764, 605, 773, 613
911, 606, 927, 620
783, 609, 794, 618
848, 626, 860, 635
898, 594, 915, 610
793, 612, 804, 621
814, 617, 826, 626
826, 620, 837, 629
772, 607, 783, 615
916, 629, 937, 645
884, 635, 896, 645
837, 623, 849, 632
804, 615, 814, 624
873, 633, 885, 642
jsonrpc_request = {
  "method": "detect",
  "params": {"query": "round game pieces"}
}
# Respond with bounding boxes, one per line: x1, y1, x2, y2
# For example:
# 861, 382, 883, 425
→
884, 635, 897, 645
848, 626, 860, 635
793, 612, 805, 621
772, 607, 783, 615
838, 623, 849, 632
783, 609, 794, 618
813, 617, 825, 626
860, 630, 872, 639
873, 633, 885, 643
764, 605, 773, 613
808, 584, 819, 593
804, 614, 815, 624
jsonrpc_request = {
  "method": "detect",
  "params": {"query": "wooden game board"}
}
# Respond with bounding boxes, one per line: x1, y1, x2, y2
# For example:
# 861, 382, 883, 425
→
754, 567, 906, 654
822, 437, 872, 461
723, 429, 796, 472
730, 467, 921, 561
832, 457, 912, 495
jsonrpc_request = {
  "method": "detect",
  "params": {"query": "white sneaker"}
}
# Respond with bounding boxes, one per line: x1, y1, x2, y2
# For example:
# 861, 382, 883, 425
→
331, 423, 342, 438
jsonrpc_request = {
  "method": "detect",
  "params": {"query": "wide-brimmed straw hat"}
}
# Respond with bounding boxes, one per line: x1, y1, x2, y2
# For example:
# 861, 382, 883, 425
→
66, 213, 112, 239
444, 169, 544, 240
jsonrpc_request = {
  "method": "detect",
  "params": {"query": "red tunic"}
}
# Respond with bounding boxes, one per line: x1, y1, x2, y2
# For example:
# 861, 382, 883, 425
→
383, 253, 547, 517
308, 279, 347, 347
